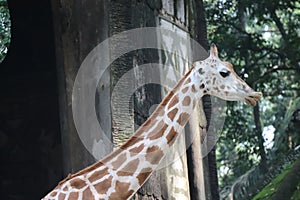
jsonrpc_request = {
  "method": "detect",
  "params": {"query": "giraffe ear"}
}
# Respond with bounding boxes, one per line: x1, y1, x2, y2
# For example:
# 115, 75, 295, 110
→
210, 43, 219, 58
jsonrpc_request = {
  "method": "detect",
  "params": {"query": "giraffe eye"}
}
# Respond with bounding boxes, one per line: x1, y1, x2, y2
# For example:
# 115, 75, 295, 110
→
220, 71, 231, 78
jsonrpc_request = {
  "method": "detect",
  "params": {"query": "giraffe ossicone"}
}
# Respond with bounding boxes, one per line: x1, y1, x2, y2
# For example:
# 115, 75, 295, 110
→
43, 44, 262, 200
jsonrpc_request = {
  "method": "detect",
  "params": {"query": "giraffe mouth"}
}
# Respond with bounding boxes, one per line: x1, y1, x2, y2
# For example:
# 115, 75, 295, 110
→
245, 92, 263, 106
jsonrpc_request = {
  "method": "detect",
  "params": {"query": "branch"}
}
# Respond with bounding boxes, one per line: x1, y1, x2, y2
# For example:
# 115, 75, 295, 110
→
253, 66, 297, 84
268, 7, 288, 40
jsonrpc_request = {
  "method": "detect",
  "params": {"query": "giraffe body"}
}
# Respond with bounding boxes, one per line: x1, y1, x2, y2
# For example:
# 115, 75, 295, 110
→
43, 44, 262, 200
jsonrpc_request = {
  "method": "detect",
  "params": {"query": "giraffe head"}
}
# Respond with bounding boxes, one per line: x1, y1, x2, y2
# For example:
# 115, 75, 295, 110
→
193, 44, 262, 106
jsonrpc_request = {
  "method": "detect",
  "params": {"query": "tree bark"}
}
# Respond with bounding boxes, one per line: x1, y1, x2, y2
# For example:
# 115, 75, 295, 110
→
188, 0, 218, 199
207, 146, 220, 200
109, 0, 135, 147
51, 0, 111, 174
253, 103, 267, 172
186, 100, 207, 200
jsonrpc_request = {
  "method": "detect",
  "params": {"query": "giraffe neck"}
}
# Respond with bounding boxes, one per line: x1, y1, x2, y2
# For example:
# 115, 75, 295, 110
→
43, 65, 205, 200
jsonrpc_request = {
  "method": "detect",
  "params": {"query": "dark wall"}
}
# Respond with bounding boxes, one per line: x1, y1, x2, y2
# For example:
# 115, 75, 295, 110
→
0, 0, 62, 199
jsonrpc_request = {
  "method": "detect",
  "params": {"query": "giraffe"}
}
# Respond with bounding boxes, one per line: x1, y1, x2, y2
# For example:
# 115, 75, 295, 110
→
43, 44, 262, 200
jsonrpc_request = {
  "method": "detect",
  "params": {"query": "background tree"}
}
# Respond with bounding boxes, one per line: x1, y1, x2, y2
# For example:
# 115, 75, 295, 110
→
204, 0, 300, 197
0, 0, 10, 62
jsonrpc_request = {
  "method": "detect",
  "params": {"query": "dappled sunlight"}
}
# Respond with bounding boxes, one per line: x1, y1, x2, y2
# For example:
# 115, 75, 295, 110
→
0, 0, 11, 63
263, 125, 275, 149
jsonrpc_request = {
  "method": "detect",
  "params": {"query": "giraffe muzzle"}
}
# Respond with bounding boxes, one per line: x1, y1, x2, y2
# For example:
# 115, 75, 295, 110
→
244, 92, 263, 106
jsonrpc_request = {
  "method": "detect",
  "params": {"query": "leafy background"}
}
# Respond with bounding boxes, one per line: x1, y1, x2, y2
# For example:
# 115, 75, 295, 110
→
0, 0, 10, 63
204, 0, 300, 198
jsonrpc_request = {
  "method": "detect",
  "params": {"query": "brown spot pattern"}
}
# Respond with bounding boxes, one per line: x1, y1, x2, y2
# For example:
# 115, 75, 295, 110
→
151, 106, 165, 118
185, 77, 191, 84
83, 187, 94, 199
182, 96, 191, 106
111, 153, 127, 170
94, 175, 113, 194
220, 85, 225, 89
198, 68, 205, 74
117, 158, 139, 177
88, 167, 108, 183
167, 95, 179, 109
136, 168, 153, 185
181, 87, 188, 93
129, 143, 145, 155
191, 85, 197, 93
158, 107, 165, 116
161, 91, 174, 106
109, 181, 134, 200
166, 127, 179, 146
50, 191, 57, 197
148, 121, 168, 140
58, 193, 66, 200
213, 77, 216, 85
213, 87, 220, 92
69, 178, 86, 189
126, 136, 145, 148
69, 192, 79, 199
145, 146, 164, 165
146, 145, 159, 153
130, 119, 156, 139
167, 108, 178, 121
177, 112, 190, 126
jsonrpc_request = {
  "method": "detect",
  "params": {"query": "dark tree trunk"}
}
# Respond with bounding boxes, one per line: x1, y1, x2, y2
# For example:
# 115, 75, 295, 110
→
51, 0, 111, 174
109, 0, 135, 147
186, 100, 208, 200
207, 146, 220, 200
253, 103, 267, 172
187, 0, 220, 199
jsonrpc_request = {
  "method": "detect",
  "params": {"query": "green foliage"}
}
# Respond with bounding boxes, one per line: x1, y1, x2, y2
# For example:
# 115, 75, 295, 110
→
252, 157, 300, 200
252, 162, 293, 200
204, 0, 300, 194
291, 182, 300, 200
0, 0, 11, 63
274, 97, 300, 155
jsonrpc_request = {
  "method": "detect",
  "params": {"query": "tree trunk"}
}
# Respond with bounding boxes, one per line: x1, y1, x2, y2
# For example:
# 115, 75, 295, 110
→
253, 103, 267, 172
186, 100, 207, 200
207, 146, 220, 200
109, 0, 135, 147
188, 0, 219, 199
51, 0, 111, 174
